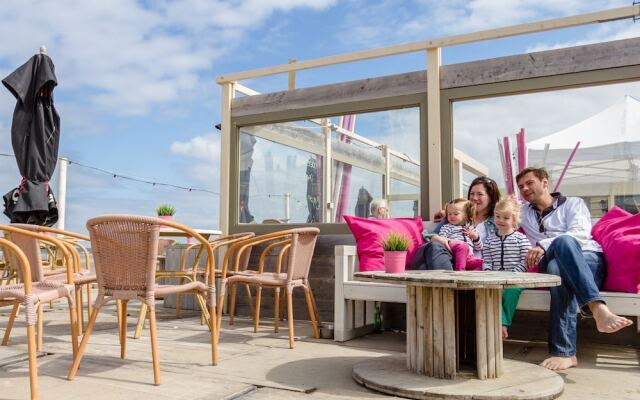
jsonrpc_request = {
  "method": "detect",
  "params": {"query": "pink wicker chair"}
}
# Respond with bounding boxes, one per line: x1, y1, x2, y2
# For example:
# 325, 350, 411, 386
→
216, 228, 320, 349
9, 224, 96, 335
67, 215, 217, 386
0, 229, 79, 400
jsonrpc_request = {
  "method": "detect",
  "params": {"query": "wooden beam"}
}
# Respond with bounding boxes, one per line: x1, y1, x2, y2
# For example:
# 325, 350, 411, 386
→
216, 6, 640, 83
231, 37, 640, 118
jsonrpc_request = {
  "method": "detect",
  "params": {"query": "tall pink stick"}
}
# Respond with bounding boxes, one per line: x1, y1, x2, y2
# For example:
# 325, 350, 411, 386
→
503, 137, 515, 195
552, 141, 580, 193
335, 115, 355, 222
516, 128, 527, 172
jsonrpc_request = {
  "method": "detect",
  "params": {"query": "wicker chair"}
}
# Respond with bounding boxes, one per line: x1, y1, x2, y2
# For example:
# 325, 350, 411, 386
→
132, 232, 254, 339
67, 215, 217, 386
1, 224, 83, 351
0, 231, 79, 400
216, 228, 320, 349
9, 224, 96, 334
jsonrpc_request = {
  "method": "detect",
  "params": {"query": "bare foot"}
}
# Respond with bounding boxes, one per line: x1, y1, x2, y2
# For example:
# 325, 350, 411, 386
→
590, 302, 634, 333
502, 326, 508, 340
540, 356, 577, 371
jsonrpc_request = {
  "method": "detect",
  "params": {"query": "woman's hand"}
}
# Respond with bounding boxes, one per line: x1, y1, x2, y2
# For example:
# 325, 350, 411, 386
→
526, 246, 545, 269
463, 227, 479, 242
433, 209, 446, 223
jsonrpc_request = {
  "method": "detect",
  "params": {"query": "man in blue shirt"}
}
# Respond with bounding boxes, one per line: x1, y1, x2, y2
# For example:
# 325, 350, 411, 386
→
516, 167, 633, 371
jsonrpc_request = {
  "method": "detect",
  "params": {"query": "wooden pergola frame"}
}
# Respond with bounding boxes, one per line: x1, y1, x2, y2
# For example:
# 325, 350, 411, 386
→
217, 5, 640, 234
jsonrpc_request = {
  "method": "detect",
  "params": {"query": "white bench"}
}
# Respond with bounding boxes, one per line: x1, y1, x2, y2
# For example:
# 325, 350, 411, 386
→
334, 244, 640, 341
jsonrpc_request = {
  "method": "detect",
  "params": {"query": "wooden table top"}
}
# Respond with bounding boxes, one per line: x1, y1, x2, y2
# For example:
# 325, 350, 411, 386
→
354, 270, 560, 289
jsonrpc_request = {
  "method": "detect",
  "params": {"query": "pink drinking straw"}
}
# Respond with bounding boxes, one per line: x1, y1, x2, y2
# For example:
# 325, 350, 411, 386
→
517, 128, 527, 172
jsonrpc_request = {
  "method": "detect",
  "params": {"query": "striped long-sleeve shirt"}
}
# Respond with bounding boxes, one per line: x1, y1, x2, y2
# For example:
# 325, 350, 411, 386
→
481, 231, 531, 272
439, 223, 482, 252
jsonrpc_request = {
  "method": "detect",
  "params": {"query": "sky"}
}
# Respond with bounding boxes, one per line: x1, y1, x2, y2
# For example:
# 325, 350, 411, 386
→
0, 0, 638, 232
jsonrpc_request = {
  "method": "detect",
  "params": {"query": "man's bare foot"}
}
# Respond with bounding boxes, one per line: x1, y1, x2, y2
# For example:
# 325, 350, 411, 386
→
540, 356, 577, 371
502, 326, 508, 340
590, 302, 634, 333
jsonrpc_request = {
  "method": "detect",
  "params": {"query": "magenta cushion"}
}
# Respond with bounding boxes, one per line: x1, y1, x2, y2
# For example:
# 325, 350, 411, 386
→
591, 206, 640, 293
344, 215, 424, 272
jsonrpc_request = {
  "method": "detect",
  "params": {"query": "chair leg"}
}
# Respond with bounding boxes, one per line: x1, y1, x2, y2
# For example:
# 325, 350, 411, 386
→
134, 303, 148, 339
274, 288, 280, 333
216, 280, 227, 330
76, 286, 85, 333
304, 287, 320, 339
209, 304, 218, 365
85, 284, 93, 330
229, 283, 237, 325
148, 307, 161, 385
120, 300, 128, 359
68, 298, 80, 359
308, 288, 321, 325
280, 289, 286, 321
116, 300, 122, 344
245, 284, 254, 316
26, 324, 39, 400
68, 305, 101, 380
287, 289, 294, 349
254, 287, 262, 333
2, 302, 19, 345
37, 304, 44, 352
175, 277, 185, 319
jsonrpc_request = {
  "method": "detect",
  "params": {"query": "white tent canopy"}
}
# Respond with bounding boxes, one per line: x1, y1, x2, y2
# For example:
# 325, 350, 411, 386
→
527, 95, 640, 185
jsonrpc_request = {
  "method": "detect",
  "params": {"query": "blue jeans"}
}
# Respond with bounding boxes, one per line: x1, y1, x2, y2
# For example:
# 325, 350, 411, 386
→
540, 235, 606, 357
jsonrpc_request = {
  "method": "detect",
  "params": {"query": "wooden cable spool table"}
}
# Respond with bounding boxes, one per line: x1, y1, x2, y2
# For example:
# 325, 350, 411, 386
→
352, 270, 564, 400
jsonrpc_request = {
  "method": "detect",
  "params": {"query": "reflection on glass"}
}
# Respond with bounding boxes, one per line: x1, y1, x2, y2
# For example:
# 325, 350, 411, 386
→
238, 107, 421, 224
238, 131, 323, 224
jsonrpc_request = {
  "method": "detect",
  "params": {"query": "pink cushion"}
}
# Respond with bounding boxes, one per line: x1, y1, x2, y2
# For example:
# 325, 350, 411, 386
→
591, 206, 640, 293
344, 215, 424, 272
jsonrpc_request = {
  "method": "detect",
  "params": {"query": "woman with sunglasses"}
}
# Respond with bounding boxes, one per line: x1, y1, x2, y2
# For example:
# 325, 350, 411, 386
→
412, 176, 500, 270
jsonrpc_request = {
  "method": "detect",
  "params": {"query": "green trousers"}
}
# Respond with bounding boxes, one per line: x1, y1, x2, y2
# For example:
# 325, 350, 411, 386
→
501, 288, 523, 327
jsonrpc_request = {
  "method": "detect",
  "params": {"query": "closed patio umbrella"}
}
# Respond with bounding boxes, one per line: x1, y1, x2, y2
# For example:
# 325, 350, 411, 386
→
2, 49, 60, 226
306, 156, 320, 223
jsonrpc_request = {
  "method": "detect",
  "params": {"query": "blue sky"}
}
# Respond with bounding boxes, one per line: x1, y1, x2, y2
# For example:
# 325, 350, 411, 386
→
0, 0, 638, 232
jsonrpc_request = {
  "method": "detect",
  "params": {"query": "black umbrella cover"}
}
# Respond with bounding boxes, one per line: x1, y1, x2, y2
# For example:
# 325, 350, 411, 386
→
2, 53, 60, 226
354, 187, 373, 218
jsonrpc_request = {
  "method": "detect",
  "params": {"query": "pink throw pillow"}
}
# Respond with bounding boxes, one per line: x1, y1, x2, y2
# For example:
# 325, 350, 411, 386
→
591, 206, 640, 293
344, 215, 424, 272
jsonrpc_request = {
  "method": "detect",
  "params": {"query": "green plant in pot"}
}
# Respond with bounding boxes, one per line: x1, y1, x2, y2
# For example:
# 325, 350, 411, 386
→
380, 231, 410, 273
156, 204, 176, 221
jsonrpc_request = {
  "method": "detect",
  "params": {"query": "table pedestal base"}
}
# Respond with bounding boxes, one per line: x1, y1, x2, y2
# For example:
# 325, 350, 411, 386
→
353, 355, 564, 400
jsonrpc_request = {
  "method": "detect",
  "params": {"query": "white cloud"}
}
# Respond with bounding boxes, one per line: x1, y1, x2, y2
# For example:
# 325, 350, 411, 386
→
170, 132, 221, 185
0, 0, 337, 116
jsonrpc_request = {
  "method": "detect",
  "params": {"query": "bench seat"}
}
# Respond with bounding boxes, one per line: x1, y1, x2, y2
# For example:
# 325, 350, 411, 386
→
334, 244, 640, 342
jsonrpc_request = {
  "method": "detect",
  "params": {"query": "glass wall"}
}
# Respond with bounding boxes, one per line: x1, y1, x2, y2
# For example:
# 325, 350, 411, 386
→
237, 106, 421, 224
453, 82, 640, 220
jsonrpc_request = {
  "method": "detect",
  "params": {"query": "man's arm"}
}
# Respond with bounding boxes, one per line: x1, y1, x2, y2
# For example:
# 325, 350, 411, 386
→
537, 198, 593, 251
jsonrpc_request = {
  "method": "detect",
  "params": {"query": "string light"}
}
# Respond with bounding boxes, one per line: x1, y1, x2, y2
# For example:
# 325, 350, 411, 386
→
0, 153, 219, 195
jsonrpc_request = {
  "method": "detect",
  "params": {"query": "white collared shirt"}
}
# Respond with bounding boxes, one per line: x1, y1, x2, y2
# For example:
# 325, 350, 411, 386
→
520, 196, 602, 253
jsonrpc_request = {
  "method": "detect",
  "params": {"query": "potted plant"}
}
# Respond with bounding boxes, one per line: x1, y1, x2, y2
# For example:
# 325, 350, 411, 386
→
156, 204, 176, 222
380, 231, 410, 273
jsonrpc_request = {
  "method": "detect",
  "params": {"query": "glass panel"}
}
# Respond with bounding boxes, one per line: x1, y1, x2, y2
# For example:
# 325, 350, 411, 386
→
238, 106, 421, 224
453, 83, 640, 221
238, 130, 323, 224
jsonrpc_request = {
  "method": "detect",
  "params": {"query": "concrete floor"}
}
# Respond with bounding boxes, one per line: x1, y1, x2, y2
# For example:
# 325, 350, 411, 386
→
1, 302, 639, 400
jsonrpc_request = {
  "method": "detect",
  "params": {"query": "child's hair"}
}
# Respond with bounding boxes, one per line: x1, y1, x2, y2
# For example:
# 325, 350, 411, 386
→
445, 198, 475, 224
494, 196, 521, 226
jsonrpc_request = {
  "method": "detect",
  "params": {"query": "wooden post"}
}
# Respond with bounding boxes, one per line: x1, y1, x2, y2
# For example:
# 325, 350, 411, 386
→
424, 287, 434, 376
219, 82, 235, 234
426, 48, 442, 216
322, 118, 332, 222
288, 58, 296, 90
432, 287, 444, 378
486, 289, 496, 378
406, 286, 417, 371
415, 287, 425, 374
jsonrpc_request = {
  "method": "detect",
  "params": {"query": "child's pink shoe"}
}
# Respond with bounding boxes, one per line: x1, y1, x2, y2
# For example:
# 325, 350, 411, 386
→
466, 258, 483, 271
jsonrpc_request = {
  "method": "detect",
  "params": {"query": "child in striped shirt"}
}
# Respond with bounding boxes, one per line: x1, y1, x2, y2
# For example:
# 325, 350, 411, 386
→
426, 198, 483, 271
481, 196, 531, 339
